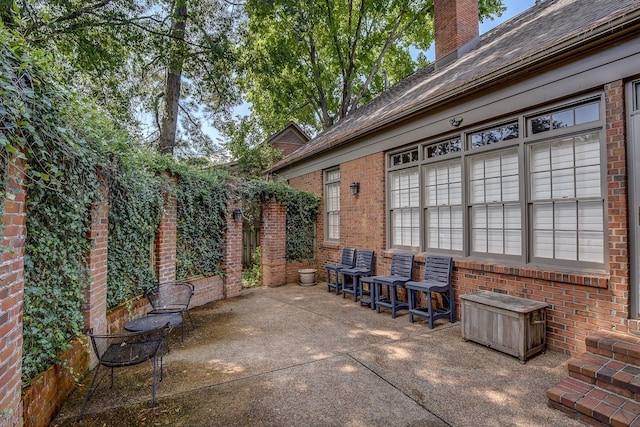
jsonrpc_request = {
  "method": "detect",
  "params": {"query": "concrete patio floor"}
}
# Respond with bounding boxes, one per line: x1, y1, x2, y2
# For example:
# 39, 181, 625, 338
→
52, 283, 584, 427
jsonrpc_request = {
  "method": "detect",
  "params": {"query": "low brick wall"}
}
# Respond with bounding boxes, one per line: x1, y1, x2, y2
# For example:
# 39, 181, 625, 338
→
188, 275, 224, 307
22, 339, 88, 427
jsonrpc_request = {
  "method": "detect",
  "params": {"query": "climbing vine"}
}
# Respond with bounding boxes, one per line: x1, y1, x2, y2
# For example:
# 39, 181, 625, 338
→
241, 179, 319, 261
106, 154, 167, 309
0, 27, 108, 382
174, 167, 229, 279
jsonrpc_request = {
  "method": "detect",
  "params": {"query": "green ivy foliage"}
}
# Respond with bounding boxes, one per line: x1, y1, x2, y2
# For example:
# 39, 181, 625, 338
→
0, 26, 107, 382
175, 169, 229, 279
241, 179, 319, 262
106, 154, 166, 309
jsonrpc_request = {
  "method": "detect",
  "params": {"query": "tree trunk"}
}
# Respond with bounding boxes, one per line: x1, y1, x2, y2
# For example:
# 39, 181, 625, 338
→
158, 0, 188, 155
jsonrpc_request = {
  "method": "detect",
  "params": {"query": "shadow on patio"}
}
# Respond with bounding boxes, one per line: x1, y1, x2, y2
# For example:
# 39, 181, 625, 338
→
52, 284, 582, 427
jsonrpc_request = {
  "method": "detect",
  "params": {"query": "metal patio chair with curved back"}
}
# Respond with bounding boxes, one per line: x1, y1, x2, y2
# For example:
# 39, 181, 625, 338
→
78, 324, 168, 421
145, 281, 195, 341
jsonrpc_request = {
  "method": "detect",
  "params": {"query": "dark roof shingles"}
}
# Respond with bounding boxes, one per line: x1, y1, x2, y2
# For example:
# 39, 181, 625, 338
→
273, 0, 640, 171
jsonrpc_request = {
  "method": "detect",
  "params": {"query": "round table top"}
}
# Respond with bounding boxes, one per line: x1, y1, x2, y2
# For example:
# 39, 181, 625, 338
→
124, 312, 183, 332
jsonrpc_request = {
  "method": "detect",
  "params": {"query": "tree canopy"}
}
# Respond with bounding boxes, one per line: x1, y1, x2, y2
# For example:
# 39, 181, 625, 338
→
237, 0, 506, 137
2, 0, 240, 157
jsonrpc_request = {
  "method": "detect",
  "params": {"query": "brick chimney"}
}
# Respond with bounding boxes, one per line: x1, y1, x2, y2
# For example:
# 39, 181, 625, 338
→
434, 0, 479, 64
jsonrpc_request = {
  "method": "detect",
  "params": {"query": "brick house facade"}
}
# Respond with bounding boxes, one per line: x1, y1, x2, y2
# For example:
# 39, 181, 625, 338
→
271, 0, 640, 358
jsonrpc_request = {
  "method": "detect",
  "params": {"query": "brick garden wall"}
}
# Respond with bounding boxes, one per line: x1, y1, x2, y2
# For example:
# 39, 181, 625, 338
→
11, 170, 242, 427
1, 154, 26, 427
286, 80, 632, 358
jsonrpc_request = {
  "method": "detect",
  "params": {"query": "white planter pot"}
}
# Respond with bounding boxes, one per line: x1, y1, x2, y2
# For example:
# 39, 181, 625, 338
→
298, 269, 317, 286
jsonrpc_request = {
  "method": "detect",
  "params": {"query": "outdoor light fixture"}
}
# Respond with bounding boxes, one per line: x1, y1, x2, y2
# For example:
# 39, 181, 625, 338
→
233, 208, 243, 223
350, 182, 360, 195
449, 117, 463, 127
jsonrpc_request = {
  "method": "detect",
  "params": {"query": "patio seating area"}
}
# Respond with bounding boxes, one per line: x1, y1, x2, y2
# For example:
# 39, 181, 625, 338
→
52, 283, 582, 427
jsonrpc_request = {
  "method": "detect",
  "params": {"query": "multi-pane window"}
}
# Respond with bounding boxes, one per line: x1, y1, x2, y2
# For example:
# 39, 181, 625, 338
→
468, 147, 521, 256
424, 160, 462, 251
386, 97, 605, 270
324, 169, 340, 242
390, 168, 420, 248
529, 132, 604, 264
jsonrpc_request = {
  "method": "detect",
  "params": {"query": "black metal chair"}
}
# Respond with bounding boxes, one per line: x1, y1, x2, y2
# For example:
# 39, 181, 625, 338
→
340, 249, 375, 302
79, 325, 168, 421
325, 248, 356, 295
370, 253, 415, 318
405, 256, 454, 328
145, 281, 195, 340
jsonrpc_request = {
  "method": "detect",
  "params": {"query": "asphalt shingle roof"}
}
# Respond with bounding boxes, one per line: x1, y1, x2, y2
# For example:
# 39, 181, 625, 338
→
271, 0, 640, 172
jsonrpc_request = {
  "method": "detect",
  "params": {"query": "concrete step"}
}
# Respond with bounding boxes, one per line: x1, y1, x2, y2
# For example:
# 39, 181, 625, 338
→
547, 377, 640, 426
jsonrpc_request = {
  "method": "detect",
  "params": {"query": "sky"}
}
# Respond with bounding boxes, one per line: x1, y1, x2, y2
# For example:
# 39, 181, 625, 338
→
209, 0, 537, 144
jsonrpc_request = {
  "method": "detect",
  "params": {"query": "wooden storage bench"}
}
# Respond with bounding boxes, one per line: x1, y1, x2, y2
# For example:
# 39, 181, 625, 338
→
461, 291, 549, 363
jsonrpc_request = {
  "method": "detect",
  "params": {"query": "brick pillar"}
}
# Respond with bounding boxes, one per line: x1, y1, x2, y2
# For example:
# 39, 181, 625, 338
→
223, 202, 242, 298
83, 182, 108, 354
156, 175, 177, 284
0, 153, 26, 427
260, 201, 286, 287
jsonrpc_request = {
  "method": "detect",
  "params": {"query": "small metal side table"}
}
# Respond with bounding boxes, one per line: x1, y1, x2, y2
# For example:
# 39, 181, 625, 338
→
124, 312, 183, 333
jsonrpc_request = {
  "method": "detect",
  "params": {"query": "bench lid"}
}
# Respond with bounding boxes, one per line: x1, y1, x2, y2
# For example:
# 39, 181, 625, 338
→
461, 291, 549, 313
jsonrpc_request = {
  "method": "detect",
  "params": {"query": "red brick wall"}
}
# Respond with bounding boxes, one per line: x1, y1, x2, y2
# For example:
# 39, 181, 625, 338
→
1, 153, 26, 427
83, 183, 109, 340
156, 175, 177, 284
289, 153, 387, 280
286, 81, 631, 357
434, 0, 479, 61
260, 201, 287, 287
22, 339, 88, 427
223, 202, 243, 298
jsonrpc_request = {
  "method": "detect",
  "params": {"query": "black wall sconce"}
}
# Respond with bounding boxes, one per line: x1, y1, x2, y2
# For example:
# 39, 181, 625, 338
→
232, 208, 243, 223
350, 182, 360, 195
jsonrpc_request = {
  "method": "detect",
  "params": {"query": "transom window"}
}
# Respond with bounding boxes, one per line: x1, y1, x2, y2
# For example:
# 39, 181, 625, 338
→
324, 168, 340, 242
528, 102, 599, 134
386, 97, 606, 270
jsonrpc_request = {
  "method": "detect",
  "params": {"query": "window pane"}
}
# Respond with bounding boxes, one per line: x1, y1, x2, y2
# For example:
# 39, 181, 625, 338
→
533, 203, 553, 229
531, 116, 550, 134
530, 143, 550, 172
552, 110, 574, 129
504, 230, 521, 255
487, 229, 504, 254
551, 168, 574, 198
579, 231, 604, 262
504, 204, 521, 228
530, 171, 551, 200
472, 206, 487, 228
555, 231, 577, 260
488, 205, 503, 228
575, 165, 601, 197
578, 201, 603, 231
473, 228, 487, 252
485, 178, 501, 202
533, 230, 553, 258
554, 202, 576, 230
574, 133, 600, 166
575, 103, 599, 124
551, 138, 574, 169
471, 179, 485, 203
